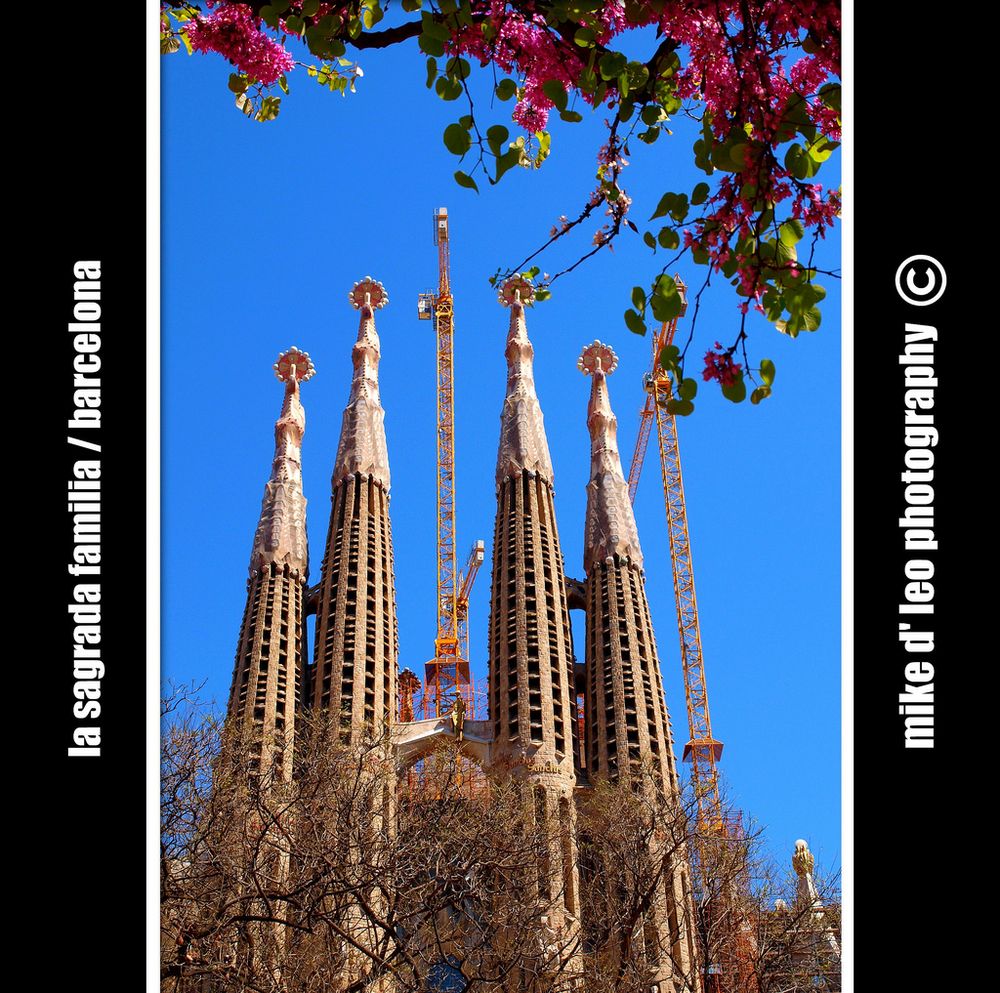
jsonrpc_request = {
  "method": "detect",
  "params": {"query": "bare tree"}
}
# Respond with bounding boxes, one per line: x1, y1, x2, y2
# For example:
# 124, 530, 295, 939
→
161, 690, 839, 993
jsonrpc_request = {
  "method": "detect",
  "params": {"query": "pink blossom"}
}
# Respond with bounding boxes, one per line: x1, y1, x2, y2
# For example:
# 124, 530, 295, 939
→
187, 3, 294, 86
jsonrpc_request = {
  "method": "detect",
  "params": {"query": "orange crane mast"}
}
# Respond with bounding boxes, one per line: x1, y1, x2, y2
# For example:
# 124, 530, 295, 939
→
626, 280, 724, 834
417, 208, 483, 720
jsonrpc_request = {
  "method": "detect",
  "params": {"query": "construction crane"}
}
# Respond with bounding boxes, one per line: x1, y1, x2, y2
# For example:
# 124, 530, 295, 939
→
627, 280, 724, 833
417, 208, 483, 720
628, 282, 759, 993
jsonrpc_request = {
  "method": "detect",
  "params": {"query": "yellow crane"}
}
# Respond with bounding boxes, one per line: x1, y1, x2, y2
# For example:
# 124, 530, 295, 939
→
627, 279, 724, 834
628, 281, 760, 993
417, 208, 483, 719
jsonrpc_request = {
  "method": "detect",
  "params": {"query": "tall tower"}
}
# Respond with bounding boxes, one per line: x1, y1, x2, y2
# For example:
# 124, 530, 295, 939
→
226, 346, 314, 784
310, 278, 399, 739
578, 340, 698, 989
487, 276, 580, 931
578, 340, 677, 790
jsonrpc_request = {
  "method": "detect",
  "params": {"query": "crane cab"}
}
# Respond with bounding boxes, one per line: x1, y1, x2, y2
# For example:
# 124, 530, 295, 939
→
417, 292, 435, 320
434, 206, 449, 244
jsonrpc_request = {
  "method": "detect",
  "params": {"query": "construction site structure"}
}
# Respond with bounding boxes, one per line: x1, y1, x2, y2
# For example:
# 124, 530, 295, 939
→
626, 281, 725, 834
416, 208, 484, 721
626, 283, 763, 993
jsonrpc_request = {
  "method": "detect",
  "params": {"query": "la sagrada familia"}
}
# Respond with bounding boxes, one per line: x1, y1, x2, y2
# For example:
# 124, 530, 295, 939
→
225, 274, 701, 991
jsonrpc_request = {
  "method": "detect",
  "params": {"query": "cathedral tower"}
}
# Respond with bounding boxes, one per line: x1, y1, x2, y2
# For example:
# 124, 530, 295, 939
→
577, 341, 677, 789
310, 278, 399, 739
487, 276, 580, 931
578, 341, 697, 989
226, 346, 314, 784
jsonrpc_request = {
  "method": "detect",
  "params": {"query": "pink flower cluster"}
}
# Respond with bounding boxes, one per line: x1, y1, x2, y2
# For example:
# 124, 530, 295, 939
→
187, 2, 295, 85
702, 344, 743, 387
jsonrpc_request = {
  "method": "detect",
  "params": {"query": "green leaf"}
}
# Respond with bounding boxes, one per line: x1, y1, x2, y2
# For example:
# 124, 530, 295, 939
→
542, 80, 568, 111
255, 95, 282, 122
657, 228, 679, 250
425, 57, 437, 89
818, 83, 841, 113
495, 78, 517, 101
659, 344, 680, 374
691, 181, 710, 205
435, 75, 463, 101
284, 14, 305, 33
677, 377, 698, 401
533, 130, 551, 168
560, 110, 583, 123
624, 309, 647, 336
599, 52, 628, 81
574, 26, 596, 47
760, 358, 775, 386
495, 147, 521, 183
443, 123, 472, 156
641, 105, 663, 126
228, 73, 248, 94
750, 385, 772, 405
779, 219, 804, 245
721, 374, 747, 403
487, 124, 509, 157
625, 61, 649, 92
420, 35, 446, 57
631, 286, 646, 312
666, 398, 694, 416
643, 231, 656, 250
302, 0, 321, 14
445, 56, 471, 80
650, 191, 676, 221
454, 170, 479, 192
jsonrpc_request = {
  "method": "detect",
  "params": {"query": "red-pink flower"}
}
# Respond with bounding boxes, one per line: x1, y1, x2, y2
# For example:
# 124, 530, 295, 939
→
702, 349, 743, 387
187, 3, 294, 86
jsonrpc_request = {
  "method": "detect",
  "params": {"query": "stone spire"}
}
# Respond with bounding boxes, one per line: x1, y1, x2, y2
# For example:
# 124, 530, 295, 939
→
311, 278, 399, 737
495, 276, 554, 484
227, 347, 315, 783
579, 340, 643, 574
792, 839, 821, 909
792, 839, 842, 961
487, 277, 581, 942
332, 276, 391, 489
578, 341, 696, 985
249, 346, 314, 578
578, 340, 676, 788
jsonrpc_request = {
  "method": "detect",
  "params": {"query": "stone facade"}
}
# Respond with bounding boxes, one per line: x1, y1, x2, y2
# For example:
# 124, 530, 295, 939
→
226, 347, 314, 784
221, 279, 701, 991
309, 279, 399, 739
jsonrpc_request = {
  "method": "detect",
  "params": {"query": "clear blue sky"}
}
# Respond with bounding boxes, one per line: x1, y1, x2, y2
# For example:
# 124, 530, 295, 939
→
161, 31, 842, 877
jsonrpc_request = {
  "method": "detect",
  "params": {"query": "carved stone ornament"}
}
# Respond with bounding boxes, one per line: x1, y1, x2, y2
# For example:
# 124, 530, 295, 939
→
495, 277, 554, 484
333, 277, 391, 489
250, 347, 314, 578
579, 340, 643, 572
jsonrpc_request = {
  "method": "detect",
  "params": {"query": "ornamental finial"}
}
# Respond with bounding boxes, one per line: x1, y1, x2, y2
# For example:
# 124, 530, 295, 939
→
577, 340, 618, 377
348, 276, 389, 311
792, 839, 816, 877
273, 346, 316, 384
498, 275, 535, 308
